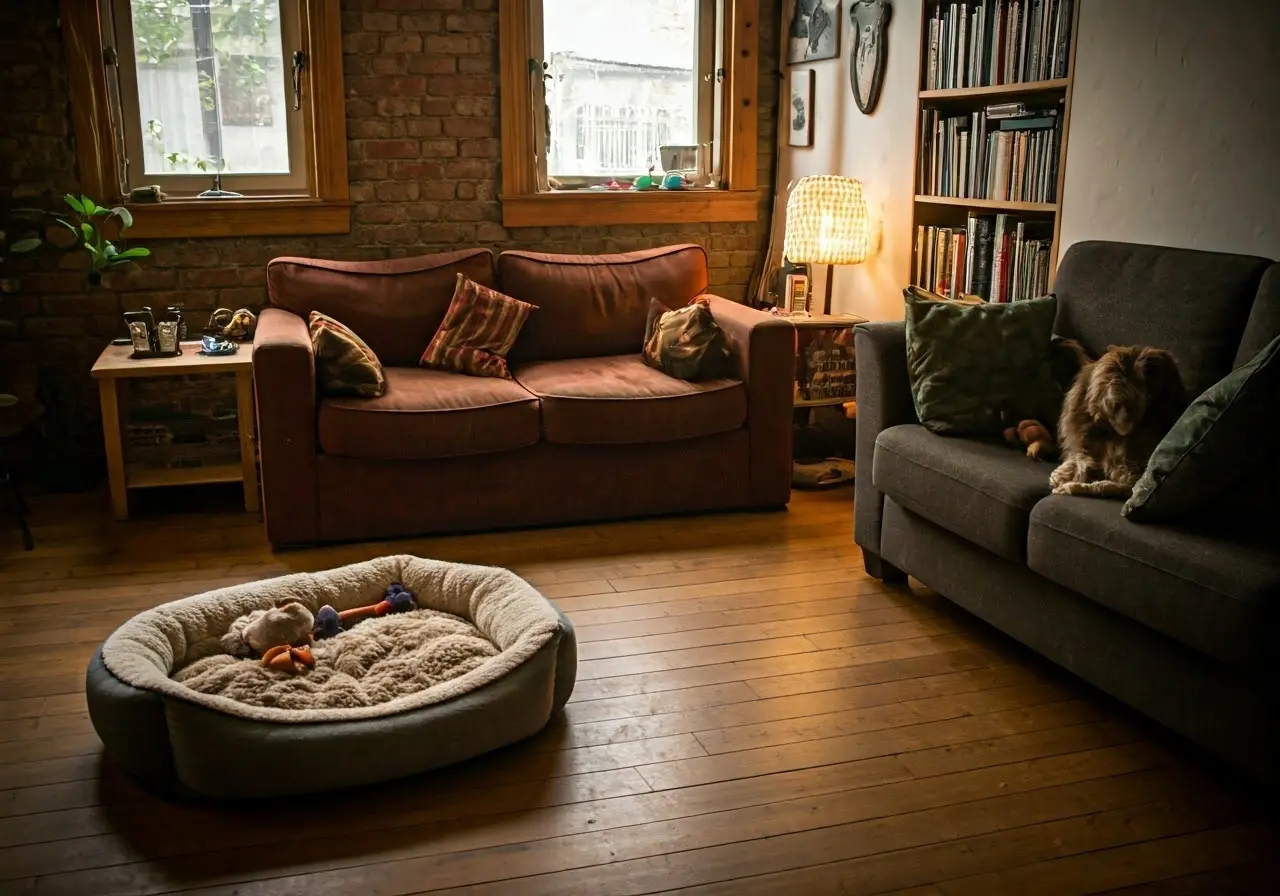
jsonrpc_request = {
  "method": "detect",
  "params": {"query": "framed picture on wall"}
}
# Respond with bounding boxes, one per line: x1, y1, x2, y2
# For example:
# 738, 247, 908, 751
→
789, 69, 815, 147
788, 0, 841, 64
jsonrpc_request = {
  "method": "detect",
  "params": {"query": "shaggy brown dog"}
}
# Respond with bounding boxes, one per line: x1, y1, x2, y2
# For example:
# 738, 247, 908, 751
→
1004, 337, 1093, 459
1048, 345, 1188, 498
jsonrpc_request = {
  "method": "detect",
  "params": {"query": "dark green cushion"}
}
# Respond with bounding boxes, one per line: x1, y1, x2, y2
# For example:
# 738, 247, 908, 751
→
903, 288, 1062, 435
1124, 335, 1280, 523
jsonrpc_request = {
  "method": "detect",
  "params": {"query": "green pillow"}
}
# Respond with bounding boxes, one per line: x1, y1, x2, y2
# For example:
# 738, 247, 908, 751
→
1124, 335, 1280, 523
903, 288, 1062, 435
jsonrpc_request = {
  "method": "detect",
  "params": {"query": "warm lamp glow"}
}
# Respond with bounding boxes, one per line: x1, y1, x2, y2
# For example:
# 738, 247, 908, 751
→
783, 175, 870, 266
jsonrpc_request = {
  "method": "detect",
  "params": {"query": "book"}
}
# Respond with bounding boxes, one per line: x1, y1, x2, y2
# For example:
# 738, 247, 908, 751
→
927, 6, 942, 89
969, 213, 996, 299
950, 231, 968, 299
957, 4, 968, 89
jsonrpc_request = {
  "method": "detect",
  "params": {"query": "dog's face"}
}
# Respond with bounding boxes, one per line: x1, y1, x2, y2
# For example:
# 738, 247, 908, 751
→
1084, 345, 1178, 436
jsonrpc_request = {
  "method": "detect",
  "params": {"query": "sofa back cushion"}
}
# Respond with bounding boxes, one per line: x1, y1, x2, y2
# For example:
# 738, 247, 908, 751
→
267, 250, 495, 367
1053, 240, 1271, 397
498, 245, 709, 362
1235, 263, 1280, 368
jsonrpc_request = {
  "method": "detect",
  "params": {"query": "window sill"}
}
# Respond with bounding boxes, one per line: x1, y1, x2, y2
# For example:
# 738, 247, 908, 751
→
501, 189, 761, 228
122, 198, 352, 239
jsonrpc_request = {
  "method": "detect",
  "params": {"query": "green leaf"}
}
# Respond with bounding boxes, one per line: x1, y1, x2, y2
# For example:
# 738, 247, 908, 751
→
104, 243, 119, 257
79, 222, 95, 241
112, 247, 150, 260
90, 205, 111, 217
9, 237, 42, 253
110, 206, 134, 230
84, 242, 104, 258
56, 218, 78, 233
64, 194, 85, 214
80, 195, 96, 215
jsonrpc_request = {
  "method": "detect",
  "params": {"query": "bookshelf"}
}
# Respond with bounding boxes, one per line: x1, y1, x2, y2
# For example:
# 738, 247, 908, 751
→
910, 1, 1080, 301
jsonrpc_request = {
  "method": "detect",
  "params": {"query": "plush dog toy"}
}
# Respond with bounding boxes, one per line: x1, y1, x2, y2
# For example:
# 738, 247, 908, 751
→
260, 644, 315, 674
221, 600, 315, 658
313, 583, 417, 641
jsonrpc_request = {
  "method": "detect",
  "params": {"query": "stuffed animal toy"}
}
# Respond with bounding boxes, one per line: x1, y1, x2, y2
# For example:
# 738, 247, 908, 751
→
313, 584, 417, 640
1003, 419, 1056, 460
261, 644, 315, 674
221, 600, 315, 658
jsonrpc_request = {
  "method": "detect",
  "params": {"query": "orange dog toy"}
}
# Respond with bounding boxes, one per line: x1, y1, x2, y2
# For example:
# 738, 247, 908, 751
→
261, 644, 315, 674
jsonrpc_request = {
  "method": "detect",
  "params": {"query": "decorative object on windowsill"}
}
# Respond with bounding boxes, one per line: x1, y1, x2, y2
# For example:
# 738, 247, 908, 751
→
631, 167, 660, 191
660, 172, 688, 191
7, 194, 151, 287
128, 185, 167, 203
207, 307, 257, 342
789, 69, 815, 147
789, 0, 842, 64
849, 0, 892, 114
782, 175, 871, 315
197, 171, 244, 200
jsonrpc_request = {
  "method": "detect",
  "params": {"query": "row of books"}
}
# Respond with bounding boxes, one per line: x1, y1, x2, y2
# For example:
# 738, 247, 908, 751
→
914, 213, 1053, 303
918, 103, 1061, 202
925, 0, 1074, 91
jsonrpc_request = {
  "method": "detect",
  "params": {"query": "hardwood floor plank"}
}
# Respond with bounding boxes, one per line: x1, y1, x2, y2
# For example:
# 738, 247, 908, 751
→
636, 701, 1111, 791
936, 824, 1276, 896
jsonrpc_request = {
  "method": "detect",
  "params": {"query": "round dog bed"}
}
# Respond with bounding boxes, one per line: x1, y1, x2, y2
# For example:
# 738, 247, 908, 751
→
85, 555, 576, 799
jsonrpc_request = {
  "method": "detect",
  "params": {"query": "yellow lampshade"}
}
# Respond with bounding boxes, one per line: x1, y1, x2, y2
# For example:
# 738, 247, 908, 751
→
783, 175, 870, 266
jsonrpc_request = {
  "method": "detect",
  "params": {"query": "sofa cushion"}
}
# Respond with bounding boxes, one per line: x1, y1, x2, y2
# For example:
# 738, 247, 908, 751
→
1053, 241, 1271, 397
872, 424, 1051, 561
309, 311, 386, 398
903, 289, 1062, 435
514, 354, 746, 445
267, 250, 496, 367
1236, 263, 1280, 368
1028, 496, 1280, 670
499, 245, 709, 363
420, 275, 535, 379
318, 367, 540, 461
1125, 335, 1280, 523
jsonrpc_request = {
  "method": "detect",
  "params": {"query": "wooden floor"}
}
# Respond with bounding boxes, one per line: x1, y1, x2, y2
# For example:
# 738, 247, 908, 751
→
0, 487, 1276, 895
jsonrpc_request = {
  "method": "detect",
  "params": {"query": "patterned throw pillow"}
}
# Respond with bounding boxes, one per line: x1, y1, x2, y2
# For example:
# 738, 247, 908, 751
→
903, 287, 1062, 435
308, 311, 386, 397
642, 297, 735, 381
420, 274, 535, 379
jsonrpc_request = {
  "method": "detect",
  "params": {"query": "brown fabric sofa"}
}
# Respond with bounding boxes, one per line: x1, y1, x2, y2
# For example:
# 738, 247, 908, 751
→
254, 245, 795, 546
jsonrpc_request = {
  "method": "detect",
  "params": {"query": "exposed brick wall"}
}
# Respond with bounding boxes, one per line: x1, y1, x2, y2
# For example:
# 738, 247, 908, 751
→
0, 0, 779, 467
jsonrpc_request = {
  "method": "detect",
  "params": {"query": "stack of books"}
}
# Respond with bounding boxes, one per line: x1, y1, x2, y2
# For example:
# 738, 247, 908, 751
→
918, 102, 1061, 202
924, 0, 1074, 90
914, 213, 1053, 303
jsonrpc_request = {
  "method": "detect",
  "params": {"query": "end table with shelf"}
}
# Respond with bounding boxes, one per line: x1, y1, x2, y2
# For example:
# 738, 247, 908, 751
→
784, 313, 869, 416
91, 342, 258, 521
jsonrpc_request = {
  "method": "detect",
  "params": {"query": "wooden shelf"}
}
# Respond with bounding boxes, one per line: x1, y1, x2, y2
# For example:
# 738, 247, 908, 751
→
919, 78, 1069, 101
915, 195, 1057, 213
795, 397, 855, 408
126, 463, 244, 489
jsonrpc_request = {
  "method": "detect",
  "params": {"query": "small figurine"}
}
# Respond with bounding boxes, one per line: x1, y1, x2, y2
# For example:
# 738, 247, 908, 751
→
660, 172, 687, 190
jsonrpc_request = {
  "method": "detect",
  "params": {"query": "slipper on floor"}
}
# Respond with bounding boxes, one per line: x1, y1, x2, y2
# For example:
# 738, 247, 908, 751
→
791, 457, 856, 489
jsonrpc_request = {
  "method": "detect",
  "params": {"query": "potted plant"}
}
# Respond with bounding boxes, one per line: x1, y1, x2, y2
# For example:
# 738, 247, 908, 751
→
9, 194, 150, 282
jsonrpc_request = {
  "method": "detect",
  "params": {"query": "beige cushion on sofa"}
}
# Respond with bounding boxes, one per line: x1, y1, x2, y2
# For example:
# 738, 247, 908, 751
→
514, 354, 746, 445
318, 367, 540, 461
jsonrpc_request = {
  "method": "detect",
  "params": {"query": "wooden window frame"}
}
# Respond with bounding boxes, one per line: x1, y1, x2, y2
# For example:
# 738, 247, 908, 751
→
61, 0, 350, 239
499, 0, 759, 228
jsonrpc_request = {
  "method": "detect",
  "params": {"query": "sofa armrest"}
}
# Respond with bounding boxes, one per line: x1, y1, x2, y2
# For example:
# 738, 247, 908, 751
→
706, 296, 795, 506
253, 308, 319, 545
854, 321, 918, 573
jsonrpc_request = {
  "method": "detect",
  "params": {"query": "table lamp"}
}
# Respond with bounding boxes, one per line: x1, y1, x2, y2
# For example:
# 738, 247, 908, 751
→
782, 175, 870, 315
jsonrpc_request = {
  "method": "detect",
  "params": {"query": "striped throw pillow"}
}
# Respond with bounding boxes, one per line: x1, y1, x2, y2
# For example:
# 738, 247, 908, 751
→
309, 311, 387, 397
420, 274, 535, 379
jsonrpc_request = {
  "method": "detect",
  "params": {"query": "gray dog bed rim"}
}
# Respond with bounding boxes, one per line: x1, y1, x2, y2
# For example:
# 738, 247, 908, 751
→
86, 608, 575, 799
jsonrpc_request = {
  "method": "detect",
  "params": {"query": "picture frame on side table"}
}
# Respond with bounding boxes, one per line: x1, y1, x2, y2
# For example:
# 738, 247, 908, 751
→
789, 69, 815, 147
788, 0, 841, 64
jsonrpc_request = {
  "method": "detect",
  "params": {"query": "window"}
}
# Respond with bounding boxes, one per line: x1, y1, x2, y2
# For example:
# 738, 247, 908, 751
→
499, 0, 759, 227
538, 0, 715, 187
61, 0, 349, 238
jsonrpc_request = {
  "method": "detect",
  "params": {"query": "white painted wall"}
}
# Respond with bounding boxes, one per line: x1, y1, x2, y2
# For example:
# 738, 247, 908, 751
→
779, 0, 923, 321
778, 0, 1279, 322
1058, 0, 1280, 259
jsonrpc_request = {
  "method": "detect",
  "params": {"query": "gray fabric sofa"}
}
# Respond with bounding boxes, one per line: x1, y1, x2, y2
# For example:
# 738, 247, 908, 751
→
855, 240, 1280, 784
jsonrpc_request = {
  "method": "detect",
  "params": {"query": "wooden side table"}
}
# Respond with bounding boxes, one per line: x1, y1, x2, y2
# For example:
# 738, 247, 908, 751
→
784, 313, 869, 415
90, 342, 258, 520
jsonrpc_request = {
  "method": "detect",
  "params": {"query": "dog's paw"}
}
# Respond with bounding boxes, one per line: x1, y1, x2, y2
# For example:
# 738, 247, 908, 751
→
1052, 480, 1086, 496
